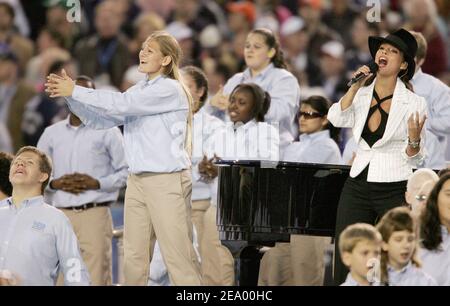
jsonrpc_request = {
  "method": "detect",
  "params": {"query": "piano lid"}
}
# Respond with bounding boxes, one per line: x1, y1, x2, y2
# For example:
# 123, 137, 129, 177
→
216, 160, 350, 243
215, 159, 350, 170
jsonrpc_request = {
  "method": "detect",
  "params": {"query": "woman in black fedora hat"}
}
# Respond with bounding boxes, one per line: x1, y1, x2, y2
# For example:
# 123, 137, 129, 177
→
327, 28, 428, 285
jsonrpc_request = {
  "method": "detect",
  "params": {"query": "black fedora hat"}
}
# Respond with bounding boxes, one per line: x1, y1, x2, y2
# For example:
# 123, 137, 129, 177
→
368, 28, 418, 81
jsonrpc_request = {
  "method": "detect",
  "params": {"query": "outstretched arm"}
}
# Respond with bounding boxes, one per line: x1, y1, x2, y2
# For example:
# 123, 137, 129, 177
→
45, 70, 125, 129
46, 70, 186, 117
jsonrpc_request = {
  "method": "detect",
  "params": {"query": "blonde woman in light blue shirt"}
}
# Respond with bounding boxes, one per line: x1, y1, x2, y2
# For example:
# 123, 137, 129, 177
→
148, 66, 223, 286
45, 31, 201, 285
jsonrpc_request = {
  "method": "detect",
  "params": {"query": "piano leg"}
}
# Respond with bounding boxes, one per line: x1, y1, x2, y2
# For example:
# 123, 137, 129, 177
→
221, 241, 263, 286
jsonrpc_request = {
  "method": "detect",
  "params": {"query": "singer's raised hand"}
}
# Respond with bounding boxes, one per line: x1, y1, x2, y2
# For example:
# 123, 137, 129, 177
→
407, 111, 426, 142
340, 64, 375, 111
406, 111, 426, 157
45, 69, 75, 98
350, 65, 373, 90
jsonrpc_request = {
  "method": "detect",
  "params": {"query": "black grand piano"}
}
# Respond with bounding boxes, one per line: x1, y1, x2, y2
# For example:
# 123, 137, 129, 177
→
215, 160, 350, 286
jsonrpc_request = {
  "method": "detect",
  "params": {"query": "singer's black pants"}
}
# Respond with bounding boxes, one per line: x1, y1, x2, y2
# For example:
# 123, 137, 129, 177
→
333, 166, 407, 285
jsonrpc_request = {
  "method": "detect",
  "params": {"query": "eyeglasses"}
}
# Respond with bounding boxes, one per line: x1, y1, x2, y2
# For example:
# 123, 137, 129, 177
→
298, 111, 323, 119
415, 194, 427, 202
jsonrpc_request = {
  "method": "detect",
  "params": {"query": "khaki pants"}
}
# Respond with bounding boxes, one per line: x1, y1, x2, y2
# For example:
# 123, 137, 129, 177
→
200, 205, 235, 285
258, 235, 331, 286
123, 171, 201, 285
61, 206, 113, 286
191, 199, 210, 254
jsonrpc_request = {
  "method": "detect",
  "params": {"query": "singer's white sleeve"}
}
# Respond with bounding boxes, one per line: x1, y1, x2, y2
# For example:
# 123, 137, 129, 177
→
327, 98, 355, 128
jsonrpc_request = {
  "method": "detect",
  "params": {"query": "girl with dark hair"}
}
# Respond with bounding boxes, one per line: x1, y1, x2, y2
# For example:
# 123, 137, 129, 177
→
182, 65, 226, 284
376, 207, 436, 286
283, 95, 341, 163
181, 65, 223, 241
328, 28, 428, 284
206, 28, 300, 151
199, 83, 279, 285
420, 173, 450, 285
182, 66, 209, 113
203, 83, 278, 167
0, 152, 13, 200
259, 95, 341, 286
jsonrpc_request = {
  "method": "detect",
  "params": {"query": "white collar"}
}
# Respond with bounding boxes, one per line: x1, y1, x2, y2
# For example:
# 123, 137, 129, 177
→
343, 273, 378, 286
64, 115, 85, 129
388, 261, 413, 274
243, 63, 275, 80
412, 68, 424, 82
441, 225, 449, 238
231, 119, 257, 132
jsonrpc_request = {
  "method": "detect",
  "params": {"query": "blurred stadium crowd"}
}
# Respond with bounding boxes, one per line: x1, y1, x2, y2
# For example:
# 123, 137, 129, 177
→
0, 0, 448, 154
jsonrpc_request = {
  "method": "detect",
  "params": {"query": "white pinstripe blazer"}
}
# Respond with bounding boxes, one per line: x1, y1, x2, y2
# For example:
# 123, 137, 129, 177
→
328, 78, 427, 182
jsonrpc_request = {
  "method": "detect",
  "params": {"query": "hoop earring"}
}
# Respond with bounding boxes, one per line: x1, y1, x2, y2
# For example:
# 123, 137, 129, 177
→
399, 68, 408, 79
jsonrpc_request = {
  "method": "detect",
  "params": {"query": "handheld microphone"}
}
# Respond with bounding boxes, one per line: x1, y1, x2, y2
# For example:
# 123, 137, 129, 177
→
347, 62, 378, 87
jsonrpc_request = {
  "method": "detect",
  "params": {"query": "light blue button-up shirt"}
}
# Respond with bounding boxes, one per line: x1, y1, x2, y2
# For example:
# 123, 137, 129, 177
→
411, 69, 450, 139
37, 117, 128, 208
419, 130, 446, 170
282, 130, 343, 164
340, 273, 380, 286
191, 111, 224, 201
204, 63, 301, 150
0, 196, 90, 286
420, 226, 450, 286
387, 262, 437, 286
340, 273, 361, 286
66, 75, 191, 173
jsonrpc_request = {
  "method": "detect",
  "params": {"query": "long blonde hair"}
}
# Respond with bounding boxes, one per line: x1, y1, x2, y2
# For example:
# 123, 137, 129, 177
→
145, 31, 194, 156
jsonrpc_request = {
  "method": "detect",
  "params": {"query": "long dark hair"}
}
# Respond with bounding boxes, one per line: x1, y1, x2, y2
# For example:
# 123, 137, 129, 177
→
230, 83, 271, 122
364, 70, 413, 91
0, 151, 13, 197
297, 95, 340, 144
249, 28, 287, 69
420, 173, 450, 250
